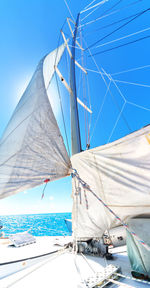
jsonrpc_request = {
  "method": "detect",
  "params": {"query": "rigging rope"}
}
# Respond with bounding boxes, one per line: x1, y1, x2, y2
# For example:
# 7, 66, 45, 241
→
81, 0, 97, 12
81, 2, 105, 23
83, 11, 143, 36
85, 64, 150, 76
93, 26, 150, 49
90, 79, 111, 142
41, 180, 50, 199
127, 101, 150, 112
106, 71, 150, 123
54, 28, 71, 158
91, 34, 150, 56
81, 0, 109, 15
72, 169, 150, 252
6, 248, 67, 287
82, 61, 88, 148
113, 78, 150, 88
107, 102, 126, 143
80, 0, 144, 28
104, 71, 132, 134
111, 64, 150, 76
103, 69, 131, 129
85, 65, 150, 117
86, 73, 92, 147
86, 7, 150, 50
75, 17, 92, 149
83, 38, 131, 140
83, 0, 123, 26
64, 0, 75, 22
78, 18, 87, 148
55, 72, 71, 158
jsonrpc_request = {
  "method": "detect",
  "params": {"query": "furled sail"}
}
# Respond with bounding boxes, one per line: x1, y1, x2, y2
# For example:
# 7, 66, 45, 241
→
0, 43, 71, 199
71, 125, 150, 240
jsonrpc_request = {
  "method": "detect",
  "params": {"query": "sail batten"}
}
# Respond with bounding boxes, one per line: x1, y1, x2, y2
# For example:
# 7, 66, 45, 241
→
0, 43, 71, 199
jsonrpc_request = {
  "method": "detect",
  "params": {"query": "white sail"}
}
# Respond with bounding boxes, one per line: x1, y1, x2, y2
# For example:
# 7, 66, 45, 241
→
0, 43, 71, 199
71, 125, 150, 240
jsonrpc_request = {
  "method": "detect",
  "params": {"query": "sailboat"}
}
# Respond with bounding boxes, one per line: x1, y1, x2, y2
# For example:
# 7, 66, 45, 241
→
1, 0, 150, 287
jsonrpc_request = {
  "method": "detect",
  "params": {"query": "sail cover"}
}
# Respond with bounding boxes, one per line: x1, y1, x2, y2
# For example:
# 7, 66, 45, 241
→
71, 125, 150, 240
0, 43, 71, 199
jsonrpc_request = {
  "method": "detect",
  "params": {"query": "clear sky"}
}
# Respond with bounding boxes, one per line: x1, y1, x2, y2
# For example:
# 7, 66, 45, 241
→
0, 0, 150, 215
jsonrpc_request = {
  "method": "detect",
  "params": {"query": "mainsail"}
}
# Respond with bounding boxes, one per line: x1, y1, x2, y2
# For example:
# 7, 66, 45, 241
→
71, 125, 150, 240
0, 43, 71, 199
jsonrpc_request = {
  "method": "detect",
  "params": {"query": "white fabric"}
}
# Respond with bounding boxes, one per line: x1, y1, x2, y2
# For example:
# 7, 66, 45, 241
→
0, 44, 71, 199
43, 44, 66, 90
71, 125, 150, 240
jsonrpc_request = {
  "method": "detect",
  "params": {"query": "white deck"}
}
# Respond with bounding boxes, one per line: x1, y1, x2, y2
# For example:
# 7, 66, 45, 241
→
0, 236, 150, 288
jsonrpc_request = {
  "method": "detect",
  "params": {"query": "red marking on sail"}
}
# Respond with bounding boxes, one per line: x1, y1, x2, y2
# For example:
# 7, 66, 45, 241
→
44, 179, 50, 183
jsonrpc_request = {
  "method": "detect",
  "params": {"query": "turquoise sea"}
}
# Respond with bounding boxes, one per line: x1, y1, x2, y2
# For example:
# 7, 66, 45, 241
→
0, 213, 72, 237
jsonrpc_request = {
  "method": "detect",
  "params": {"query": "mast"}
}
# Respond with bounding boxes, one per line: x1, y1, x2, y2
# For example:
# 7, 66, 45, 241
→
70, 13, 82, 155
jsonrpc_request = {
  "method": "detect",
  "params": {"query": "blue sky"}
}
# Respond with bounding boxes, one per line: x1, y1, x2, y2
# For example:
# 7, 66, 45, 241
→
0, 0, 150, 215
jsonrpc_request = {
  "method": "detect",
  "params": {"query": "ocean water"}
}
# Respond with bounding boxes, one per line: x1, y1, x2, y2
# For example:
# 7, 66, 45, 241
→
0, 213, 71, 237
